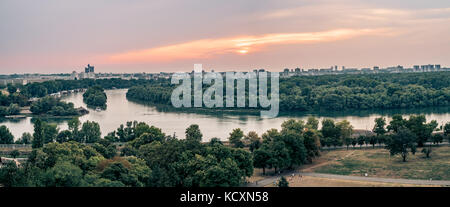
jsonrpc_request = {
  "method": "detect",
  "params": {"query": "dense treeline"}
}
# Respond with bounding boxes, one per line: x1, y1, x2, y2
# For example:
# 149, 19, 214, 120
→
21, 78, 159, 98
1, 116, 449, 186
83, 86, 107, 109
0, 84, 27, 116
127, 72, 450, 111
0, 78, 163, 117
30, 96, 79, 116
0, 119, 253, 187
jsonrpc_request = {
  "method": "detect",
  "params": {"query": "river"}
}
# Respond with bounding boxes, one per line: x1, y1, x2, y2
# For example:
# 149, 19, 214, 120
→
1, 89, 449, 141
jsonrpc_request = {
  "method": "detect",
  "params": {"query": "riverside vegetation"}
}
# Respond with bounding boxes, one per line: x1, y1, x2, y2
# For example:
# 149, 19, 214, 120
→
1, 114, 449, 187
126, 72, 450, 112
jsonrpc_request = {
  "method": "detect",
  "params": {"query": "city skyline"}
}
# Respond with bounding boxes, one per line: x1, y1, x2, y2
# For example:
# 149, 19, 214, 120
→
1, 0, 450, 74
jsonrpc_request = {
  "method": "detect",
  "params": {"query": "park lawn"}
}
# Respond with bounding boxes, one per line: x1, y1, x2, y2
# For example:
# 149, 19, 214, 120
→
313, 146, 450, 180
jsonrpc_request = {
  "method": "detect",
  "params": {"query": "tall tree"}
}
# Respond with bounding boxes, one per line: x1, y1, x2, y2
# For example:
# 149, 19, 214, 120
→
253, 147, 271, 175
321, 119, 341, 147
373, 117, 387, 136
43, 123, 59, 144
68, 118, 81, 141
79, 121, 101, 143
185, 124, 202, 142
32, 119, 44, 148
0, 125, 14, 144
337, 120, 353, 146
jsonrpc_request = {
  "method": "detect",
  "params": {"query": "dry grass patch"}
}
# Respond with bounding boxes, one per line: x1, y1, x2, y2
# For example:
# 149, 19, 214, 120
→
313, 146, 450, 180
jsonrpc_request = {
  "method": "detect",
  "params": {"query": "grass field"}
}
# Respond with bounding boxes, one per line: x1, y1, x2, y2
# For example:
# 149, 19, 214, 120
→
266, 176, 435, 187
312, 145, 450, 180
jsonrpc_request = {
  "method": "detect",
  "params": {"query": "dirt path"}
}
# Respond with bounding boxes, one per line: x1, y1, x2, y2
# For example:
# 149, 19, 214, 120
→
300, 151, 355, 172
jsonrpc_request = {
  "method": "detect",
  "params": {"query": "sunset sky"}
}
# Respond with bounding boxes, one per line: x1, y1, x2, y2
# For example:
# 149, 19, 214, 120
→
1, 0, 450, 74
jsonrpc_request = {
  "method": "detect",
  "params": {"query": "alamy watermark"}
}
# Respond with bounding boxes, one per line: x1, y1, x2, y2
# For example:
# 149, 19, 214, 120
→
171, 64, 279, 118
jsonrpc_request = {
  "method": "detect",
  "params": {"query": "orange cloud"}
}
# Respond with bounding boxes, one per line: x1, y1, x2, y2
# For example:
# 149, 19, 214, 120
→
107, 28, 385, 63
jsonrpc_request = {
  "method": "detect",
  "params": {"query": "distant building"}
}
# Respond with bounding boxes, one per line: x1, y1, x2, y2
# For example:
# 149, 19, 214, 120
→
85, 64, 95, 73
80, 64, 96, 79
283, 68, 290, 76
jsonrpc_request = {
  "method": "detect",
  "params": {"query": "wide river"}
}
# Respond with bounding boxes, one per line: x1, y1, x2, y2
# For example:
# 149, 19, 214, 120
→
1, 89, 449, 141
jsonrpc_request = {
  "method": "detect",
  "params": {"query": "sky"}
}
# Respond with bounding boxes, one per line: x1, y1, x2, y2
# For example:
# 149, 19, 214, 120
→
1, 0, 450, 74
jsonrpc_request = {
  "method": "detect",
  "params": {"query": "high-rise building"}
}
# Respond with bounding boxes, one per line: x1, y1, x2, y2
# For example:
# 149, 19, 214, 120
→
85, 64, 95, 73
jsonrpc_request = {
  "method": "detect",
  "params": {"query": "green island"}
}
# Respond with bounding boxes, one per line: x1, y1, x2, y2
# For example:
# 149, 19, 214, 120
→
126, 72, 450, 112
83, 86, 107, 110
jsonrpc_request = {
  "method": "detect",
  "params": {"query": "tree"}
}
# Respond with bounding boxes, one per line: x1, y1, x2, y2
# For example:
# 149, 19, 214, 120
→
267, 140, 290, 173
0, 162, 26, 187
344, 137, 353, 150
351, 138, 357, 148
56, 130, 72, 143
357, 136, 365, 149
387, 114, 406, 133
405, 115, 436, 147
280, 130, 307, 167
79, 121, 101, 143
445, 122, 450, 142
228, 128, 244, 148
130, 126, 166, 148
16, 132, 32, 144
7, 83, 17, 94
246, 131, 262, 152
253, 148, 271, 175
385, 127, 417, 162
68, 117, 81, 141
32, 119, 44, 148
373, 117, 387, 136
306, 116, 319, 130
337, 120, 353, 149
43, 123, 59, 144
367, 136, 377, 148
431, 134, 443, 146
45, 161, 84, 187
277, 176, 289, 187
0, 125, 14, 144
249, 139, 261, 152
245, 131, 259, 142
321, 119, 341, 148
208, 138, 223, 146
185, 124, 202, 142
231, 148, 254, 178
302, 130, 321, 161
10, 150, 20, 158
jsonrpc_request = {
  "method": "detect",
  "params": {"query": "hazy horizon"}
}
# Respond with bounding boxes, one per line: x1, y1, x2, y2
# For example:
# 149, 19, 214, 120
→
1, 0, 450, 74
